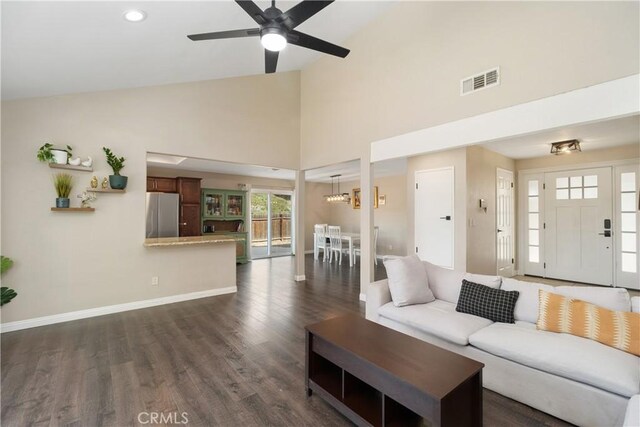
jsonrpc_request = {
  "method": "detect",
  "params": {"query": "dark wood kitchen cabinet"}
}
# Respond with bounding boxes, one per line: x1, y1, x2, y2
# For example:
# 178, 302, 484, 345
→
180, 204, 201, 237
177, 177, 201, 205
177, 177, 201, 237
147, 177, 177, 193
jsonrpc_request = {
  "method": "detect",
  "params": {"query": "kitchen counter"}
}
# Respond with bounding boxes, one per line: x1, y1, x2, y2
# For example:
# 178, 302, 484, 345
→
143, 235, 238, 248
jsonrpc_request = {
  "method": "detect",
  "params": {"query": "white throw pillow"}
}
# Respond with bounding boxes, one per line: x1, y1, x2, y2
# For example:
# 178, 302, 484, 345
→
464, 273, 502, 289
501, 278, 554, 323
384, 255, 435, 307
422, 261, 465, 304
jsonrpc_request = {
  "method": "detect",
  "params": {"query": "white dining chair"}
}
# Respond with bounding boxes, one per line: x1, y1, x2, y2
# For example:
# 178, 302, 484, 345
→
353, 226, 379, 265
327, 225, 344, 265
314, 224, 328, 261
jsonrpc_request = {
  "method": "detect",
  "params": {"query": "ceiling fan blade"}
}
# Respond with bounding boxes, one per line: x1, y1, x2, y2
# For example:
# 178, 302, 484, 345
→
282, 1, 333, 28
235, 0, 268, 25
287, 30, 350, 58
187, 28, 260, 41
265, 50, 279, 74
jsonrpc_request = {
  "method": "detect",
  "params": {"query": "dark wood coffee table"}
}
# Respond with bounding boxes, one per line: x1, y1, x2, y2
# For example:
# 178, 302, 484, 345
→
305, 314, 484, 427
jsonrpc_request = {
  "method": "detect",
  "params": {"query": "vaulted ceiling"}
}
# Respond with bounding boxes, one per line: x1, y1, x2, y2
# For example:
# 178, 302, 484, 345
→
1, 1, 394, 100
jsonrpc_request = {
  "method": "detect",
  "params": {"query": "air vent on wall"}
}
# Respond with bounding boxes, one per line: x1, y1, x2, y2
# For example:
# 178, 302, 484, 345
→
460, 67, 500, 96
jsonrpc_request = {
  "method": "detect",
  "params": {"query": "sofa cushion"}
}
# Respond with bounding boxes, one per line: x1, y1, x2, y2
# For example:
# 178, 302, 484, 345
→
554, 286, 631, 312
464, 273, 502, 289
538, 289, 640, 356
422, 262, 465, 303
456, 280, 519, 323
501, 278, 555, 323
422, 261, 501, 304
378, 299, 493, 346
384, 255, 435, 307
469, 322, 640, 397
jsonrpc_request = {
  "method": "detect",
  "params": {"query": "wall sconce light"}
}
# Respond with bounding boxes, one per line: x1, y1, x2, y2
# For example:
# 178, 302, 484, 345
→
550, 139, 581, 155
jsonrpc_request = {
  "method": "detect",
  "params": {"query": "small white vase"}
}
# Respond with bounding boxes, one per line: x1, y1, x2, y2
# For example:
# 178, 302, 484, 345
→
51, 149, 68, 164
68, 157, 81, 166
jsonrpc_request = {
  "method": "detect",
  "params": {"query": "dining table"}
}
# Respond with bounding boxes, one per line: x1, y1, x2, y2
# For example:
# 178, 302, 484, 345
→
313, 231, 360, 267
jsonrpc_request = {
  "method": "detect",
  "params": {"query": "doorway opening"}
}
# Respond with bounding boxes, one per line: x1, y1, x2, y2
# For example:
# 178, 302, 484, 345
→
250, 190, 294, 258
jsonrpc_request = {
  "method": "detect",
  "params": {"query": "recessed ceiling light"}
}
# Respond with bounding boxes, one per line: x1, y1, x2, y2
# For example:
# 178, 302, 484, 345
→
123, 9, 146, 23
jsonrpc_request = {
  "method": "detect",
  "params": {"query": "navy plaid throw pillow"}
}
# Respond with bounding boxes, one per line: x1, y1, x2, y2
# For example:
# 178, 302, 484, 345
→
456, 280, 520, 323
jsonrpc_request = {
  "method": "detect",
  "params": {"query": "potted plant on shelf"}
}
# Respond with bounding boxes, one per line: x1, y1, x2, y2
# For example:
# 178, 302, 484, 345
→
53, 173, 73, 208
103, 147, 127, 189
37, 143, 72, 165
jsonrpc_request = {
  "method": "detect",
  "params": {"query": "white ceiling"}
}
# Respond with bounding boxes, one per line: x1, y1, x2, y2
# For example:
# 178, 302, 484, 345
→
1, 1, 394, 100
146, 153, 407, 183
482, 115, 640, 159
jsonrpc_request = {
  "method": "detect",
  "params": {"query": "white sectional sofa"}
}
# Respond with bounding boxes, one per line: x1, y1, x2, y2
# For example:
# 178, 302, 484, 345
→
366, 261, 640, 427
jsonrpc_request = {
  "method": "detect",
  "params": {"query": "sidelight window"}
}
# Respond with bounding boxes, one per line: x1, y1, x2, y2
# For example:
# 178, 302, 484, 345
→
528, 179, 540, 263
620, 172, 637, 273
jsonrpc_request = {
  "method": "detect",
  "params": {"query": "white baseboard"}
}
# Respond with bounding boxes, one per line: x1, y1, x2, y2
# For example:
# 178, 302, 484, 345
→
294, 274, 306, 281
0, 286, 237, 333
359, 293, 366, 302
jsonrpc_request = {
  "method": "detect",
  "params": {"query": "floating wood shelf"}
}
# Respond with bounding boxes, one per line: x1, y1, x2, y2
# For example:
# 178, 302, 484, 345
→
49, 163, 93, 172
86, 187, 125, 193
51, 207, 95, 212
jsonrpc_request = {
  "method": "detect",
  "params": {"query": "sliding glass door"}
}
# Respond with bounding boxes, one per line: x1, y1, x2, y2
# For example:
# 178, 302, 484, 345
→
250, 190, 293, 258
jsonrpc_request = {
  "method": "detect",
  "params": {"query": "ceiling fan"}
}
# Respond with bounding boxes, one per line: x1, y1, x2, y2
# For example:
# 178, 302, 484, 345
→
187, 0, 350, 74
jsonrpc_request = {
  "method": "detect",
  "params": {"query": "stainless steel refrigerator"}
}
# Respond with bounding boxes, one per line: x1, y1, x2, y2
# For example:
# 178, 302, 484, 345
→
146, 193, 180, 238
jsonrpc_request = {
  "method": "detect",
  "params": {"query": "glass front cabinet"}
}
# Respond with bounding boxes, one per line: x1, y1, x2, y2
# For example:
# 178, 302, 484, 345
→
201, 189, 248, 264
225, 192, 246, 219
203, 190, 224, 218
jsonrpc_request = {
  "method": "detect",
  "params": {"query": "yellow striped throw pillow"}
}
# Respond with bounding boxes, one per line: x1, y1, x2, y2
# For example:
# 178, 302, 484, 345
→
537, 289, 640, 356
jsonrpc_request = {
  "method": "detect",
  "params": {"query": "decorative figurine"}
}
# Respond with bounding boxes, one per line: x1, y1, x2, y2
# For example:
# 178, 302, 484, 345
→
101, 177, 109, 189
81, 156, 93, 168
77, 192, 97, 208
90, 176, 98, 189
68, 157, 81, 166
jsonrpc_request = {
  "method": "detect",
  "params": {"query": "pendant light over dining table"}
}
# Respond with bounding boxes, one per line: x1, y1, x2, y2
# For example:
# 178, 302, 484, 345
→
325, 174, 350, 203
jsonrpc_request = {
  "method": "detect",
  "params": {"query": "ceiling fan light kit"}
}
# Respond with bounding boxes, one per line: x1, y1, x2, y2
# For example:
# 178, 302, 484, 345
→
261, 27, 287, 52
187, 0, 350, 74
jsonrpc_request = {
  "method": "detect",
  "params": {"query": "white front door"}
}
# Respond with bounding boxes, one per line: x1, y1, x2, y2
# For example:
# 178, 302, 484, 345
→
544, 167, 613, 285
496, 168, 515, 277
415, 167, 454, 269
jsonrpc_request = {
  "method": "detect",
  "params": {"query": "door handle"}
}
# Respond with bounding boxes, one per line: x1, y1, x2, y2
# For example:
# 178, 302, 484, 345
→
497, 229, 503, 233
180, 222, 187, 226
439, 216, 451, 221
598, 231, 612, 237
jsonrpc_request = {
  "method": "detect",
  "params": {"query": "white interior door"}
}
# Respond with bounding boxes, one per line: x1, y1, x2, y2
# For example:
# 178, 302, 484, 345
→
496, 169, 515, 277
544, 167, 613, 285
415, 167, 454, 269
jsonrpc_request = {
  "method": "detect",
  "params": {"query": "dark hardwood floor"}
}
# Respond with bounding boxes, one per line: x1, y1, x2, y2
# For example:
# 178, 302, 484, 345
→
1, 255, 571, 426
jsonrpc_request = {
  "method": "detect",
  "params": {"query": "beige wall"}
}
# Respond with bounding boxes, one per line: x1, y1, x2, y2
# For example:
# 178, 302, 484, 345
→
300, 1, 639, 170
407, 148, 467, 271
1, 72, 301, 323
466, 146, 516, 275
325, 175, 407, 257
515, 143, 640, 171
305, 182, 332, 252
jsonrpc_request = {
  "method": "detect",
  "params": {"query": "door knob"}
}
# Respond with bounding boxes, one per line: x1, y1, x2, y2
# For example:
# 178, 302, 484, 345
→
180, 222, 187, 226
439, 216, 452, 221
497, 229, 503, 233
